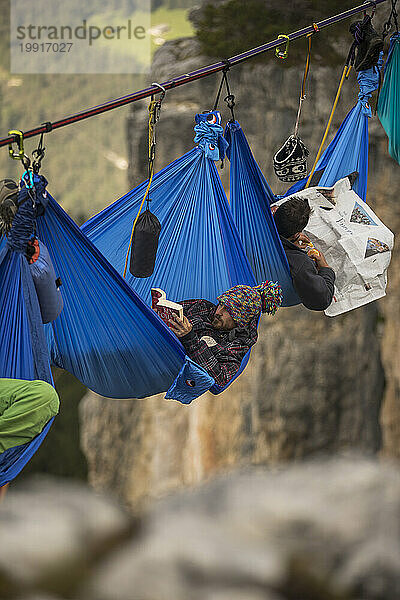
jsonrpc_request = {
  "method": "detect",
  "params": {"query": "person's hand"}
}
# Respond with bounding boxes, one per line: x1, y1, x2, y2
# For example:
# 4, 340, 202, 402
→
292, 232, 312, 249
168, 314, 193, 338
307, 247, 330, 269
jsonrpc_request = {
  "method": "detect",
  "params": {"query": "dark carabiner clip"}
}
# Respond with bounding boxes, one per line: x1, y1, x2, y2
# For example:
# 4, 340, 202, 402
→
151, 82, 166, 103
32, 123, 52, 175
151, 82, 166, 123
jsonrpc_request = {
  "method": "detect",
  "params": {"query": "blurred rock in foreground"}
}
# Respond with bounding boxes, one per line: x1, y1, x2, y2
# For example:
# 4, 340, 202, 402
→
1, 458, 400, 600
0, 477, 132, 599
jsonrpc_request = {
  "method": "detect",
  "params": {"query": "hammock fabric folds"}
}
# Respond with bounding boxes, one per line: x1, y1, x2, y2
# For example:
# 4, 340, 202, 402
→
82, 147, 256, 303
225, 121, 300, 307
0, 186, 54, 487
378, 33, 400, 165
35, 188, 214, 402
82, 145, 258, 393
285, 60, 383, 201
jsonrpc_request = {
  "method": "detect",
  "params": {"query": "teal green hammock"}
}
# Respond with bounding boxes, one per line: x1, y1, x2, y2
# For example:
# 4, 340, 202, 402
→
378, 33, 400, 164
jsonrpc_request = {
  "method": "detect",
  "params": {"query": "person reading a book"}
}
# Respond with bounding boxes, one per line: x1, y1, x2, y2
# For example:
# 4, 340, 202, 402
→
272, 197, 335, 311
166, 282, 282, 387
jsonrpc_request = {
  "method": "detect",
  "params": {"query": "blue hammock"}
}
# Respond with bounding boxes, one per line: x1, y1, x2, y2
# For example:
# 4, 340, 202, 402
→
82, 147, 255, 304
0, 175, 216, 404
82, 126, 258, 393
0, 186, 54, 487
82, 117, 255, 394
225, 121, 300, 307
378, 33, 400, 165
34, 186, 215, 403
285, 60, 383, 201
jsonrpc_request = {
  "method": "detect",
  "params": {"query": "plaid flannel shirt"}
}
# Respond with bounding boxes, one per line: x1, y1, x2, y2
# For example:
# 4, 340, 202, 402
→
180, 299, 258, 387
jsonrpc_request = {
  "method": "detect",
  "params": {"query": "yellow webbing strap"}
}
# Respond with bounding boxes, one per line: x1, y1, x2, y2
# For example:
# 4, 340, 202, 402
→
305, 64, 352, 189
123, 100, 157, 278
301, 34, 313, 99
294, 32, 315, 137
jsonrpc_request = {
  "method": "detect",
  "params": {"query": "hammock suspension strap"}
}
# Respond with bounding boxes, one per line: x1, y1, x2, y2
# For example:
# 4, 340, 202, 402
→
375, 0, 398, 112
304, 25, 370, 188
212, 62, 236, 129
213, 61, 236, 122
363, 0, 377, 18
382, 0, 399, 37
31, 123, 52, 175
224, 83, 236, 123
123, 83, 165, 278
305, 63, 352, 188
0, 1, 389, 150
294, 28, 318, 137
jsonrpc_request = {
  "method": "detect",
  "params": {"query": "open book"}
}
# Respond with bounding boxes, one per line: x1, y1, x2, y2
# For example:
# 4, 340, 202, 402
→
151, 288, 183, 325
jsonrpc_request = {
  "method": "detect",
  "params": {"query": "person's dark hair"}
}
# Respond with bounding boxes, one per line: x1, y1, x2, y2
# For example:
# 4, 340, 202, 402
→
273, 196, 311, 239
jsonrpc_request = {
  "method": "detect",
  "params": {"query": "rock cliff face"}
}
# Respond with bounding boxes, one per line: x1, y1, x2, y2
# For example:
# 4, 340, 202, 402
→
80, 35, 400, 509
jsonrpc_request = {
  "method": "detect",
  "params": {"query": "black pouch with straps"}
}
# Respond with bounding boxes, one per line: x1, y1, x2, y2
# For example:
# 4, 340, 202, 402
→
273, 135, 309, 183
129, 209, 162, 278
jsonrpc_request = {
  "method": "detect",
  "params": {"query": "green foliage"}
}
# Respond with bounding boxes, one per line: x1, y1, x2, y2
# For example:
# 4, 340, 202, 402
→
151, 5, 194, 47
152, 0, 194, 10
195, 0, 358, 64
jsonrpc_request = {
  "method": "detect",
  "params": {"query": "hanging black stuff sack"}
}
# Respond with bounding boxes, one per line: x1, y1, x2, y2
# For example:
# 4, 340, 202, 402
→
273, 135, 309, 183
129, 209, 162, 278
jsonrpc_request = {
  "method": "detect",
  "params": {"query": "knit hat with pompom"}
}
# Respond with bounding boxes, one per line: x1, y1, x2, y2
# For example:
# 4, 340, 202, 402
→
217, 281, 282, 327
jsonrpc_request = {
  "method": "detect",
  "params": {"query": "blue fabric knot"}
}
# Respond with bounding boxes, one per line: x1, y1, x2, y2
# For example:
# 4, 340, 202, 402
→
6, 188, 35, 253
357, 51, 384, 115
194, 112, 229, 160
6, 174, 49, 253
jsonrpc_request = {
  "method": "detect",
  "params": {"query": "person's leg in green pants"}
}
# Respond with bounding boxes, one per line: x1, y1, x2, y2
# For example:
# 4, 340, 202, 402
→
0, 379, 60, 453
